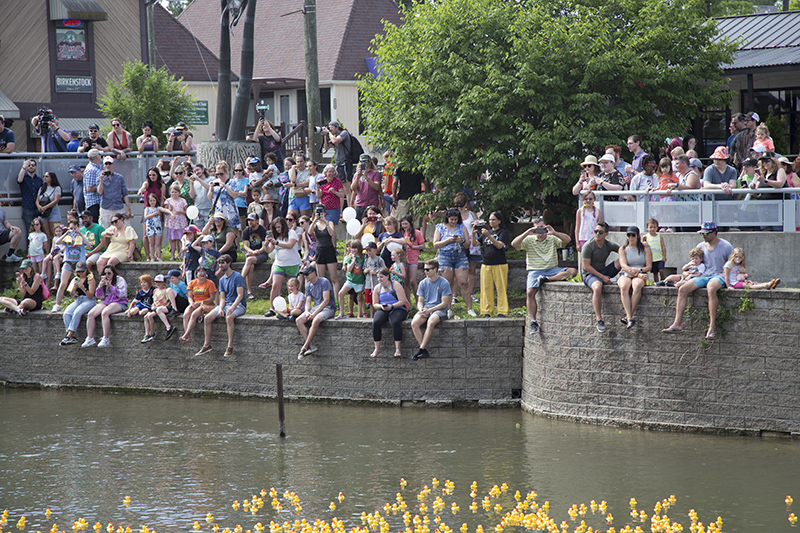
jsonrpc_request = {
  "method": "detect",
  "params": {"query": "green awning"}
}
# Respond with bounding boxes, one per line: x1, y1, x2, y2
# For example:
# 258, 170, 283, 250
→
49, 0, 108, 21
0, 88, 20, 119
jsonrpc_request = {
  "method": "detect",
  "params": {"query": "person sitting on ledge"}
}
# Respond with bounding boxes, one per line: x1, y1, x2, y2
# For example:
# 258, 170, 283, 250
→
581, 221, 621, 333
662, 221, 733, 340
511, 217, 576, 336
195, 254, 245, 357
411, 259, 453, 360
0, 259, 45, 315
296, 263, 336, 360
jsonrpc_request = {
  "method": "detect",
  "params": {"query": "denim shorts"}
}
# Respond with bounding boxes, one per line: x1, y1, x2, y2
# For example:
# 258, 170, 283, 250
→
526, 267, 570, 290
210, 302, 246, 318
652, 260, 665, 272
582, 262, 621, 288
437, 248, 468, 270
690, 275, 725, 289
289, 196, 311, 211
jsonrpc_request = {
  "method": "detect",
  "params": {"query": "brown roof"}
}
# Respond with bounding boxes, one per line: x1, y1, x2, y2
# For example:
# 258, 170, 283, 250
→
177, 0, 403, 81
153, 2, 238, 82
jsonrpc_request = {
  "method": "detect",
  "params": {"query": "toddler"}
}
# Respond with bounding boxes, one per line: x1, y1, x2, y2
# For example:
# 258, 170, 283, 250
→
278, 277, 305, 321
125, 274, 154, 318
723, 248, 779, 290
336, 240, 365, 318
657, 247, 704, 287
641, 218, 666, 282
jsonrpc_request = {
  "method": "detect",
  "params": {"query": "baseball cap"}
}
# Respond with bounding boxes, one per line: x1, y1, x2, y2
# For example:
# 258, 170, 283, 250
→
183, 224, 200, 234
87, 148, 103, 160
598, 154, 616, 163
300, 264, 316, 276
698, 221, 718, 234
689, 158, 703, 169
163, 127, 177, 135
201, 235, 214, 243
19, 258, 33, 270
69, 130, 80, 137
625, 225, 640, 236
103, 156, 115, 164
75, 261, 88, 272
176, 122, 187, 129
80, 210, 93, 218
359, 153, 371, 163
248, 157, 261, 164
747, 112, 760, 123
154, 274, 166, 283
88, 123, 99, 130
365, 241, 378, 249
168, 269, 181, 278
328, 120, 341, 128
742, 157, 759, 167
246, 212, 259, 221
69, 165, 81, 172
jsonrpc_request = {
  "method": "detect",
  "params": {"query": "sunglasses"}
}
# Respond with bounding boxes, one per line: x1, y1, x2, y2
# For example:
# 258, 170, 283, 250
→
174, 171, 184, 175
215, 172, 225, 176
104, 271, 114, 275
28, 163, 38, 167
423, 267, 435, 271
89, 129, 98, 132
112, 123, 121, 127
234, 168, 244, 172
594, 230, 606, 234
286, 218, 295, 222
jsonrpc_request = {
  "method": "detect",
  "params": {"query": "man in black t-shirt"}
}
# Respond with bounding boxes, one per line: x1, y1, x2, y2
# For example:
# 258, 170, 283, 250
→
392, 166, 426, 222
77, 123, 108, 153
240, 213, 269, 298
323, 121, 353, 199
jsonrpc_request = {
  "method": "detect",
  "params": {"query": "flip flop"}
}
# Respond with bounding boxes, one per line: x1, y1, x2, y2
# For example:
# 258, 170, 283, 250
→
662, 326, 682, 333
393, 351, 402, 358
769, 278, 781, 290
705, 331, 717, 340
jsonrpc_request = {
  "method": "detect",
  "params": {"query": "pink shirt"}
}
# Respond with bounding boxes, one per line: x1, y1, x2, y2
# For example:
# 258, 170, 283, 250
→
354, 170, 382, 207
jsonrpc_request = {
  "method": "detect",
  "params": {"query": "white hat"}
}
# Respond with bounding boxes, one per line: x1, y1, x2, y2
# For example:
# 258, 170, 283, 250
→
598, 154, 616, 163
103, 155, 115, 164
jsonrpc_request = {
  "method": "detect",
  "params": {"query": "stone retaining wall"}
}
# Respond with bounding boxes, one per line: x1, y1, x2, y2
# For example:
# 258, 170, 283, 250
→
0, 313, 523, 406
521, 283, 800, 435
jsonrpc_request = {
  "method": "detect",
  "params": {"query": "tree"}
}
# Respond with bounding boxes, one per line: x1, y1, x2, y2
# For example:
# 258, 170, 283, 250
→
359, 0, 737, 215
99, 60, 196, 148
764, 109, 788, 155
163, 0, 193, 18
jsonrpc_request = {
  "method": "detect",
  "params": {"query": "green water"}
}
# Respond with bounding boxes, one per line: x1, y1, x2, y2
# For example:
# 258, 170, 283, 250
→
0, 389, 797, 533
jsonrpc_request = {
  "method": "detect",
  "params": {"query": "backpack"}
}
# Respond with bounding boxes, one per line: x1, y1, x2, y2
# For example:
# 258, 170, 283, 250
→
346, 132, 364, 165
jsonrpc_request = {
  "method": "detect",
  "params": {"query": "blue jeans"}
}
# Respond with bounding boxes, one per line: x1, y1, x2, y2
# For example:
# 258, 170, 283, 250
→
325, 208, 340, 224
63, 295, 96, 334
384, 193, 393, 213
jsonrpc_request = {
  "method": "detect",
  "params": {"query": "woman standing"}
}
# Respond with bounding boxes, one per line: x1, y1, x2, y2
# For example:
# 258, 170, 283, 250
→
231, 162, 250, 220
617, 225, 652, 329
204, 212, 238, 263
572, 155, 602, 195
96, 215, 138, 273
136, 120, 159, 153
0, 259, 44, 315
263, 216, 301, 317
59, 261, 96, 345
204, 162, 241, 231
82, 264, 128, 348
433, 208, 471, 315
137, 166, 166, 206
370, 268, 410, 358
250, 118, 285, 171
169, 158, 193, 207
311, 205, 340, 299
316, 164, 345, 224
36, 171, 62, 248
454, 192, 481, 306
305, 159, 323, 212
400, 214, 424, 305
478, 212, 509, 318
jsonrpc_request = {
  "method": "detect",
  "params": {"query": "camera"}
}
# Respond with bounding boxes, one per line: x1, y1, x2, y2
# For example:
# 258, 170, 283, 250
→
315, 205, 325, 214
474, 220, 486, 232
314, 126, 328, 134
37, 107, 54, 128
533, 227, 548, 234
367, 216, 377, 222
103, 170, 112, 176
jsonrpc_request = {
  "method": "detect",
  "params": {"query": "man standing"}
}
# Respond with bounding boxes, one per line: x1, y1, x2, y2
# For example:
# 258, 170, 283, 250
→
581, 222, 621, 332
166, 122, 193, 154
83, 149, 103, 222
411, 259, 453, 360
627, 135, 648, 174
196, 254, 245, 357
732, 112, 757, 168
69, 165, 86, 213
67, 130, 81, 152
0, 115, 15, 153
97, 156, 131, 227
663, 222, 734, 340
240, 213, 268, 298
77, 123, 108, 153
32, 113, 70, 152
0, 205, 23, 262
80, 210, 105, 270
17, 158, 43, 248
296, 264, 336, 360
605, 144, 628, 177
323, 121, 352, 200
350, 154, 382, 220
628, 155, 658, 201
511, 217, 576, 335
393, 164, 426, 223
727, 114, 745, 154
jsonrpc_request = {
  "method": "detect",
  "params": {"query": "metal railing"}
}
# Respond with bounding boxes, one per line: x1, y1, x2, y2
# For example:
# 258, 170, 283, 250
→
583, 188, 800, 232
0, 151, 197, 199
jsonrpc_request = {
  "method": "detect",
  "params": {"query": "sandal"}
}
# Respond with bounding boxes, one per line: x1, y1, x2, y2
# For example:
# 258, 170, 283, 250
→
393, 351, 402, 358
258, 280, 272, 290
626, 319, 635, 329
705, 331, 717, 340
769, 278, 781, 290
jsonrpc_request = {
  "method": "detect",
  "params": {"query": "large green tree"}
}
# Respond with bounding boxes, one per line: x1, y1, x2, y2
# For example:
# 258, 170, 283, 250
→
99, 60, 196, 147
360, 0, 737, 214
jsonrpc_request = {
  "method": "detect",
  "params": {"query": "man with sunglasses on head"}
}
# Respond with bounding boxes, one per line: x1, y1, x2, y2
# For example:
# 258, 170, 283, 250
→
77, 123, 108, 153
581, 222, 621, 333
97, 156, 131, 227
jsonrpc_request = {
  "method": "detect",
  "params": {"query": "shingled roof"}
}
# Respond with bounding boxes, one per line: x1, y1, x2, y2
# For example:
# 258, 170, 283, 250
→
177, 0, 403, 81
153, 2, 238, 82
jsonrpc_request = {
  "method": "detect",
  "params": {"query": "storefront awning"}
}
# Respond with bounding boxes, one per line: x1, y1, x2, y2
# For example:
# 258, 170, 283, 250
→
0, 89, 20, 119
49, 0, 108, 21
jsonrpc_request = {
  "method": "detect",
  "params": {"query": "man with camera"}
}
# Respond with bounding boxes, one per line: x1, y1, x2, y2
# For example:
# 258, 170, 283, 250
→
511, 217, 576, 335
166, 122, 194, 154
76, 123, 108, 153
96, 156, 131, 227
31, 111, 70, 153
82, 149, 103, 223
350, 154, 383, 221
250, 118, 284, 170
321, 121, 352, 200
0, 116, 15, 153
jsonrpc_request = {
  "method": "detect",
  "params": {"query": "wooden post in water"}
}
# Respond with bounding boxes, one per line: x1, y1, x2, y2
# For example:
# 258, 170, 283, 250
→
276, 364, 286, 437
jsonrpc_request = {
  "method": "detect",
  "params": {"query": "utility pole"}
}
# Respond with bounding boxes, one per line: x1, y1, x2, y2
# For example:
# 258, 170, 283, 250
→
216, 4, 231, 141
303, 0, 322, 159
146, 0, 156, 67
228, 0, 257, 140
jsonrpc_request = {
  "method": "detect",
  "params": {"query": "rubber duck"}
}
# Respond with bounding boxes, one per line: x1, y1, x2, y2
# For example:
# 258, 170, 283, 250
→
788, 496, 794, 507
123, 497, 131, 508
789, 513, 797, 525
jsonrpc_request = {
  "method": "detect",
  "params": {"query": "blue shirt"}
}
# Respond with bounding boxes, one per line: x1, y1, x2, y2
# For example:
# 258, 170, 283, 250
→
67, 139, 80, 152
83, 162, 102, 208
417, 275, 452, 310
170, 280, 188, 299
0, 127, 15, 151
100, 171, 128, 210
306, 276, 335, 311
219, 270, 245, 307
19, 173, 43, 210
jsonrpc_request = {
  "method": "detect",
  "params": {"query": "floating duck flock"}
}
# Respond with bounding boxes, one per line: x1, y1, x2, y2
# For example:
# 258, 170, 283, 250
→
0, 481, 795, 533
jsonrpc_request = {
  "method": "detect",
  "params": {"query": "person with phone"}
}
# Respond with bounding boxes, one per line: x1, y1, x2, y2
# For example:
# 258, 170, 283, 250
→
96, 156, 131, 227
350, 154, 383, 220
511, 217, 577, 336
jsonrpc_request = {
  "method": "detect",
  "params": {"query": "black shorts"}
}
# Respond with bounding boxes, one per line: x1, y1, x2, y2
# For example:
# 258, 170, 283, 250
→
172, 295, 189, 312
315, 246, 338, 265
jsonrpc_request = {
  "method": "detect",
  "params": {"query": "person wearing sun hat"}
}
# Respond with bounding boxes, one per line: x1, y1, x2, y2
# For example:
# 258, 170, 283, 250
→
662, 221, 733, 340
572, 155, 602, 196
701, 146, 736, 201
596, 153, 625, 201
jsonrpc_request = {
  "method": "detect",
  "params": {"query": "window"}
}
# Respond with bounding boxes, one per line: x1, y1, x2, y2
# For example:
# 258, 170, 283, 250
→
743, 88, 800, 154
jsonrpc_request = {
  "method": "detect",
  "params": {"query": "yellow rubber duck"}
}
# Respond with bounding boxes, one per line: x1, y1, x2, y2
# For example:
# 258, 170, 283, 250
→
123, 497, 131, 508
338, 493, 345, 503
788, 496, 794, 507
788, 513, 797, 525
329, 503, 336, 512
193, 522, 201, 531
17, 516, 27, 530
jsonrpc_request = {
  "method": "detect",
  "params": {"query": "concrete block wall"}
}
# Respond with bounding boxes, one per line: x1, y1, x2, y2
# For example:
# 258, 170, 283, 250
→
0, 313, 524, 405
521, 283, 800, 435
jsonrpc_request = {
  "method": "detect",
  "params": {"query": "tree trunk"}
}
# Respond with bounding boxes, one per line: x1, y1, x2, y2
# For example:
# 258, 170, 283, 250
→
304, 0, 323, 159
197, 141, 260, 171
228, 0, 257, 141
216, 7, 231, 141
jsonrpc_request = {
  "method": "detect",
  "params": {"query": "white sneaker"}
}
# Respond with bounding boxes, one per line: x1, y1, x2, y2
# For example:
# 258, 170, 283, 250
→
51, 304, 61, 312
81, 337, 96, 348
305, 345, 319, 355
467, 309, 477, 317
4, 253, 22, 262
471, 294, 478, 303
98, 337, 111, 348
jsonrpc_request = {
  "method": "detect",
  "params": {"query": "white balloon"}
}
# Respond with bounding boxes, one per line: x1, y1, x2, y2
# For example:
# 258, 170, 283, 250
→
186, 205, 199, 220
342, 207, 357, 222
346, 218, 361, 236
272, 296, 287, 312
387, 242, 403, 252
360, 233, 376, 247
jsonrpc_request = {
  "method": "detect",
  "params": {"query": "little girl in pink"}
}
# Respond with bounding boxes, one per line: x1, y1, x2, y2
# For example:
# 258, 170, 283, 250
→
163, 183, 188, 260
575, 191, 601, 251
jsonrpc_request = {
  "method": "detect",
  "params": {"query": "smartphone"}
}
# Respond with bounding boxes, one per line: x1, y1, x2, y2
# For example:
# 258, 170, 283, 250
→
360, 163, 366, 172
533, 227, 548, 234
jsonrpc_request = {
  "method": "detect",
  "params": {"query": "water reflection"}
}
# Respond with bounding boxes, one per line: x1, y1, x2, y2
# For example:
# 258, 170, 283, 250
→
0, 390, 797, 532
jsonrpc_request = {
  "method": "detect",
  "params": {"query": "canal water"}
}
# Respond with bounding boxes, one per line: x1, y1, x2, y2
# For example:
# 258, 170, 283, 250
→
0, 389, 797, 533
